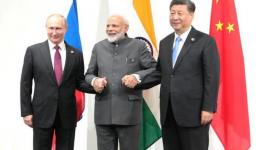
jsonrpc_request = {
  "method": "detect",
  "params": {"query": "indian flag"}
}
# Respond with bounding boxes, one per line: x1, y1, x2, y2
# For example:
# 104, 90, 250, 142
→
132, 1, 162, 149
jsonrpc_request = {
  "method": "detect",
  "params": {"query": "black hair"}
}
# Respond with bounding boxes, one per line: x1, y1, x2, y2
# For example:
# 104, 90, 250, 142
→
169, 0, 196, 13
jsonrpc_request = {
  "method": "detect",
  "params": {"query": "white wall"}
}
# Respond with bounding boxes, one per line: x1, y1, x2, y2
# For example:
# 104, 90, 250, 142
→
0, 0, 263, 149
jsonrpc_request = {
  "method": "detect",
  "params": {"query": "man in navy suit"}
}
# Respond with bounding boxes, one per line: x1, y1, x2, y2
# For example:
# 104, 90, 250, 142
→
20, 14, 93, 150
138, 0, 220, 149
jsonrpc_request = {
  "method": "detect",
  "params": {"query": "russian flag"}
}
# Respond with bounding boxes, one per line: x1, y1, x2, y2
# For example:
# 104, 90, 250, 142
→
65, 0, 85, 122
52, 0, 85, 149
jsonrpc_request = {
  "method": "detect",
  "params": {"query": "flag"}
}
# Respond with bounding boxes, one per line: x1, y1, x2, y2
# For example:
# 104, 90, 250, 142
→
65, 0, 85, 122
52, 0, 84, 149
210, 0, 251, 149
133, 0, 162, 149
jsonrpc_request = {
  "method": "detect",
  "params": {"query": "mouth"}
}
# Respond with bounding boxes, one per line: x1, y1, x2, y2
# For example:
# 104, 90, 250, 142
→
172, 20, 181, 24
172, 23, 182, 27
107, 33, 116, 36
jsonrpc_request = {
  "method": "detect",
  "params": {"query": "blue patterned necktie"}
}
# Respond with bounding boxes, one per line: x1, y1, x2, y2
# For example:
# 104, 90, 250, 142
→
172, 37, 181, 67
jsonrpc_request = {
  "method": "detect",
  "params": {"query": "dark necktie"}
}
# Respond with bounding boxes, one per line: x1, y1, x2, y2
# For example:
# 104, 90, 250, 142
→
54, 45, 62, 85
172, 37, 181, 67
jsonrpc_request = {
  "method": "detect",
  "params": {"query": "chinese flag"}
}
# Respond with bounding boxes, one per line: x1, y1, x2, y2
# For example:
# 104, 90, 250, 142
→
210, 0, 251, 150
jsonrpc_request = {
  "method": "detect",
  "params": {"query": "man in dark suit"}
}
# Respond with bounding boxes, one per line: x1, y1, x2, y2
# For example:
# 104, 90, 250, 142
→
85, 15, 156, 150
20, 14, 93, 150
138, 0, 220, 150
160, 0, 220, 149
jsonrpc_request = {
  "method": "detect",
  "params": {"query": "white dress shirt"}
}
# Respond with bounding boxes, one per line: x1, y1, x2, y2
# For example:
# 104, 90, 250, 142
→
173, 26, 192, 62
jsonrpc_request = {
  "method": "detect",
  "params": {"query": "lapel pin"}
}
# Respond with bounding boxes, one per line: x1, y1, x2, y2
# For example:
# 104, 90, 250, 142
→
191, 37, 195, 42
70, 50, 74, 54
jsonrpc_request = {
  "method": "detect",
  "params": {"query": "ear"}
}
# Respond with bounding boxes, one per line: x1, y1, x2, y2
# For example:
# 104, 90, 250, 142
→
190, 12, 194, 18
124, 24, 129, 32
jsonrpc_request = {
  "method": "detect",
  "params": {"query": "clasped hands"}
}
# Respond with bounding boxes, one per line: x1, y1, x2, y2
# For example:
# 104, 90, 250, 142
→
121, 74, 139, 88
93, 75, 139, 93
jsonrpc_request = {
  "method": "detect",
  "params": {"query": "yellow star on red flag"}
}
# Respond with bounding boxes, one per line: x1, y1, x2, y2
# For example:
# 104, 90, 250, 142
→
216, 20, 224, 31
226, 23, 235, 33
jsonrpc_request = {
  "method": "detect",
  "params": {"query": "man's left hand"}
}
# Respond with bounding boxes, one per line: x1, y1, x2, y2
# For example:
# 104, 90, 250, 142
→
201, 111, 214, 125
122, 75, 139, 88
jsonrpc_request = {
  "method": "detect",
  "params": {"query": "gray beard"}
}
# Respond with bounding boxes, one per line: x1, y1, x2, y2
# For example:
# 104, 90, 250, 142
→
107, 32, 125, 43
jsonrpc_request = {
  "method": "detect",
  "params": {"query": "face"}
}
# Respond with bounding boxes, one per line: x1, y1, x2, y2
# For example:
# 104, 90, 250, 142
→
46, 15, 67, 45
170, 4, 193, 35
106, 15, 128, 42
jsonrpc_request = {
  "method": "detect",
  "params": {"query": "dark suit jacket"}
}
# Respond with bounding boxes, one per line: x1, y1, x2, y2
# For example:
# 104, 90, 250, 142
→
20, 40, 93, 129
137, 27, 220, 127
158, 27, 220, 127
85, 37, 156, 125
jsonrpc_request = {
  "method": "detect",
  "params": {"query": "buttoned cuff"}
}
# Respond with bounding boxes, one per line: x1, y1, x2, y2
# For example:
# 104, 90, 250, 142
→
132, 74, 141, 83
91, 77, 98, 86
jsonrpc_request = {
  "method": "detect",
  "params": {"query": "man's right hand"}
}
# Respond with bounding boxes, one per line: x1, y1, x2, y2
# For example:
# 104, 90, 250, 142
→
93, 77, 107, 93
23, 115, 33, 127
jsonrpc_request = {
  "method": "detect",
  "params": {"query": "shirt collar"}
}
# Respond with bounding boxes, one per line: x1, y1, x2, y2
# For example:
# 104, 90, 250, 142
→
174, 26, 192, 42
48, 40, 65, 51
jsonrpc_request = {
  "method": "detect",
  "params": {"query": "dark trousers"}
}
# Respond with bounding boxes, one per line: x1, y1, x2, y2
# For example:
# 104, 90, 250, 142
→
162, 100, 209, 150
96, 124, 140, 150
33, 112, 76, 150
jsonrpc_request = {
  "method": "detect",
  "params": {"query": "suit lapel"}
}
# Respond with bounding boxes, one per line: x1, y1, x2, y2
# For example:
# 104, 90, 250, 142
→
61, 43, 76, 85
40, 41, 58, 85
173, 28, 198, 71
164, 33, 175, 72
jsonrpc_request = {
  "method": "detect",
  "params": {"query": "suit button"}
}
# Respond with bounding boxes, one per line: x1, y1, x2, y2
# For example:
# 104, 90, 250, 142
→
170, 75, 174, 78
